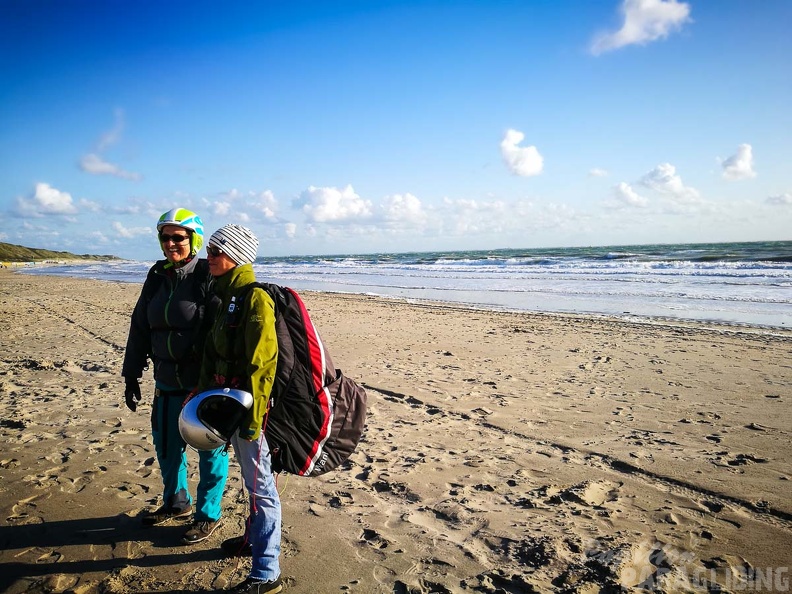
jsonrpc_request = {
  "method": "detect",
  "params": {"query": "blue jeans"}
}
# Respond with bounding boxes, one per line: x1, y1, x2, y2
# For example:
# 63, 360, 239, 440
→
231, 432, 281, 581
152, 390, 229, 522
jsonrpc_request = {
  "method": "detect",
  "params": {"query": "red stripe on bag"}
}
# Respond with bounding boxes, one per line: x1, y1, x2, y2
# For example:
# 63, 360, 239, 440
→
289, 289, 334, 475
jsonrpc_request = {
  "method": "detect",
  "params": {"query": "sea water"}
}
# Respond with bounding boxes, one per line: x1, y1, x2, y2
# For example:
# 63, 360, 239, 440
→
19, 241, 792, 329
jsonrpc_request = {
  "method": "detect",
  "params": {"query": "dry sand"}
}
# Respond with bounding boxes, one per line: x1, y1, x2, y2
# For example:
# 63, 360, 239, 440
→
0, 270, 790, 593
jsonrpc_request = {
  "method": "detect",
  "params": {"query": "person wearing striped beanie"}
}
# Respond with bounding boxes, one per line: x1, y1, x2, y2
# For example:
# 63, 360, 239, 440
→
200, 224, 284, 593
206, 224, 259, 267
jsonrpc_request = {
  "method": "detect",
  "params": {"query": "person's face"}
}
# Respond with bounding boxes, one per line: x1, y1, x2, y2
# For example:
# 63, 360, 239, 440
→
206, 245, 237, 277
159, 224, 191, 264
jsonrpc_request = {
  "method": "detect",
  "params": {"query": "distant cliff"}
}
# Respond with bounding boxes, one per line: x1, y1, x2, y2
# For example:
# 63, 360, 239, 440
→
0, 242, 119, 262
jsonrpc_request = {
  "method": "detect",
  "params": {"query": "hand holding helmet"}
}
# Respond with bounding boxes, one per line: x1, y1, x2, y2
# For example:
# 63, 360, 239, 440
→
124, 377, 142, 411
179, 388, 253, 450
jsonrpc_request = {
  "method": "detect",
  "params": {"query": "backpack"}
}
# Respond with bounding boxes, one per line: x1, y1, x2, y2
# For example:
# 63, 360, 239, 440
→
230, 282, 367, 477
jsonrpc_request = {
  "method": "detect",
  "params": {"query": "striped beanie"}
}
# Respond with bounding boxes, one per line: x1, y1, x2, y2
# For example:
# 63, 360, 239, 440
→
208, 224, 259, 265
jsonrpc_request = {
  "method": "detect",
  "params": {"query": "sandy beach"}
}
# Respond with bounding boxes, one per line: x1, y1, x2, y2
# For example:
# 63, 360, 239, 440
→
1, 269, 790, 593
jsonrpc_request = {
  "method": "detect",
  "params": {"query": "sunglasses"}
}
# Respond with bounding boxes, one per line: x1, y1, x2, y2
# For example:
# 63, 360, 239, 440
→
206, 246, 224, 257
159, 233, 190, 244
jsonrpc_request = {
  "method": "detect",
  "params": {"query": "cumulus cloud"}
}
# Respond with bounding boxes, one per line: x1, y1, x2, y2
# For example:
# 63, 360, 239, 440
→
16, 182, 78, 216
639, 163, 699, 201
500, 129, 544, 177
591, 0, 692, 56
721, 144, 756, 180
203, 188, 277, 222
589, 168, 609, 177
766, 192, 792, 206
212, 201, 232, 216
381, 193, 426, 224
79, 153, 142, 180
284, 223, 297, 238
297, 185, 373, 223
613, 182, 649, 207
250, 190, 277, 219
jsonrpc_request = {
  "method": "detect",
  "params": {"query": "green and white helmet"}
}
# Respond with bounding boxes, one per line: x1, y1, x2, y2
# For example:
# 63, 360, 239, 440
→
156, 208, 204, 256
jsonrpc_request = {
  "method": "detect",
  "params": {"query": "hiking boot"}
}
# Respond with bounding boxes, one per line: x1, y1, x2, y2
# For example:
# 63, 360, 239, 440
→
221, 535, 252, 557
181, 519, 221, 544
141, 504, 193, 527
228, 576, 282, 593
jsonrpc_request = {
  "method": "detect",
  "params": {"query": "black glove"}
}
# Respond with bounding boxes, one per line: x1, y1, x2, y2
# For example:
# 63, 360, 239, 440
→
124, 377, 142, 411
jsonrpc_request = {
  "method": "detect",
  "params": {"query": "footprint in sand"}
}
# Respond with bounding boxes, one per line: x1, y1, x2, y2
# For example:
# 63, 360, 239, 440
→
328, 491, 354, 508
41, 574, 80, 592
8, 493, 48, 523
63, 467, 106, 493
134, 457, 156, 478
37, 550, 64, 563
102, 481, 150, 499
360, 528, 389, 549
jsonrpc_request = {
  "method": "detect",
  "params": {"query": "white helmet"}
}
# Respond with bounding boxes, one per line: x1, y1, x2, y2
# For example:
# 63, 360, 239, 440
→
179, 388, 253, 450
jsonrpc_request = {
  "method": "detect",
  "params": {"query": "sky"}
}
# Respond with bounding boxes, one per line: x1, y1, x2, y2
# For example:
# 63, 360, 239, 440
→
1, 0, 790, 260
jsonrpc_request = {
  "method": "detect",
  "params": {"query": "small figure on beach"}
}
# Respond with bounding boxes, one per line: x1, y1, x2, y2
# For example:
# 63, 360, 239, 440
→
197, 224, 283, 594
121, 208, 229, 545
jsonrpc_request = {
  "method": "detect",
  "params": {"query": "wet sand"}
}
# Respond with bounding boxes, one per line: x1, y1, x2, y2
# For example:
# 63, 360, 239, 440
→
1, 269, 790, 593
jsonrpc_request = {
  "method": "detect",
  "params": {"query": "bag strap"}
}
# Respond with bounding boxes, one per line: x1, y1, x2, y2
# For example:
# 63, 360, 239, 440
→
222, 282, 269, 386
223, 282, 278, 437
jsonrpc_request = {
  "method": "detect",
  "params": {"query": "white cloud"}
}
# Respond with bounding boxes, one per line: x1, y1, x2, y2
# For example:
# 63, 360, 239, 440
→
500, 129, 543, 177
98, 108, 126, 151
79, 109, 141, 181
639, 163, 699, 201
80, 153, 142, 181
250, 190, 277, 219
438, 196, 552, 237
212, 201, 231, 216
766, 192, 792, 206
381, 193, 426, 224
613, 182, 649, 207
78, 198, 102, 212
16, 182, 78, 216
111, 220, 150, 239
589, 168, 609, 177
284, 223, 297, 238
297, 185, 373, 223
721, 143, 756, 181
591, 0, 692, 56
87, 230, 110, 245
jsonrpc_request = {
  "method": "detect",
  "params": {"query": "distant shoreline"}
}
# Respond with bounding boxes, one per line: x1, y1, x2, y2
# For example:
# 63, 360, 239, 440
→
6, 267, 791, 338
0, 258, 115, 268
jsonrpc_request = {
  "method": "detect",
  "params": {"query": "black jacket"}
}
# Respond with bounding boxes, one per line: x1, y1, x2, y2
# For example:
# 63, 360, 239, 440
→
122, 257, 220, 391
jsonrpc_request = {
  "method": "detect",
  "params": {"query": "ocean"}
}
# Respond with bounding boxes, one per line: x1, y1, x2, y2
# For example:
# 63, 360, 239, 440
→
19, 241, 792, 329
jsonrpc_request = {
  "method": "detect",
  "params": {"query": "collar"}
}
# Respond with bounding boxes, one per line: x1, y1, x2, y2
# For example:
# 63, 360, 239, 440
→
159, 256, 199, 280
214, 263, 257, 297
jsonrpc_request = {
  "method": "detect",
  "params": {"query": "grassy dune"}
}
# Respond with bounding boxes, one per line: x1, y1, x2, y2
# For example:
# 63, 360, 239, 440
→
0, 241, 118, 262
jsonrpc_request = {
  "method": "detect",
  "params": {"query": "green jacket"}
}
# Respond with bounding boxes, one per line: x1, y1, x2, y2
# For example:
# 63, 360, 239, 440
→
197, 263, 278, 441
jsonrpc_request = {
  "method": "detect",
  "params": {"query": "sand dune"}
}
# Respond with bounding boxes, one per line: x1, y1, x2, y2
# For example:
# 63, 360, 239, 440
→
1, 270, 790, 593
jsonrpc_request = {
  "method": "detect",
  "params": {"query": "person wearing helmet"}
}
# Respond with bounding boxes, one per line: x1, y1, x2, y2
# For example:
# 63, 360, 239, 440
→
196, 224, 282, 594
121, 207, 229, 545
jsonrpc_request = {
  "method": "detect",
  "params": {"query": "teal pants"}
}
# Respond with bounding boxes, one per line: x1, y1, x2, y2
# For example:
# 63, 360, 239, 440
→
151, 390, 229, 522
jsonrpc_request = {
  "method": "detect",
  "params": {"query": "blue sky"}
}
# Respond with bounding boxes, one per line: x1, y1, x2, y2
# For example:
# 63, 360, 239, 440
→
1, 0, 790, 260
